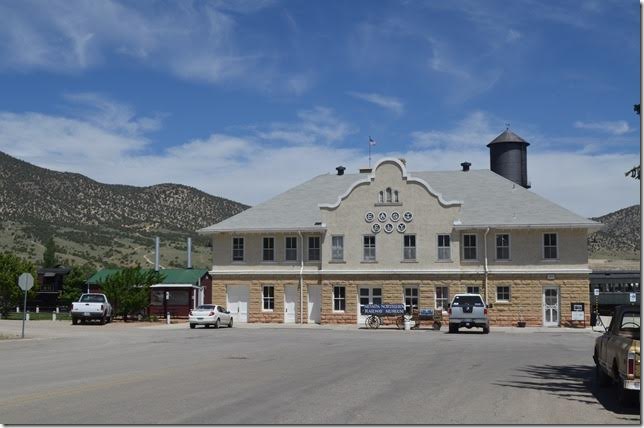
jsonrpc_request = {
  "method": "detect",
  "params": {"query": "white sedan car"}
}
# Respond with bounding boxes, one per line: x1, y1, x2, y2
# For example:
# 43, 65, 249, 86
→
189, 305, 233, 329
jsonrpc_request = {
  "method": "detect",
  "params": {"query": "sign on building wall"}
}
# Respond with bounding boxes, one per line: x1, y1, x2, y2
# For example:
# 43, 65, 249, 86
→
571, 302, 584, 321
360, 303, 405, 315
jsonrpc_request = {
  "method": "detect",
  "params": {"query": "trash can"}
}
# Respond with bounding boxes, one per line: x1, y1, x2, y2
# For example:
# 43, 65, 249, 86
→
404, 318, 411, 330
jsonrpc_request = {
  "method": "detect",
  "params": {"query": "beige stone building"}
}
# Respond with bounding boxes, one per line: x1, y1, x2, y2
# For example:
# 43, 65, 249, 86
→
199, 131, 601, 327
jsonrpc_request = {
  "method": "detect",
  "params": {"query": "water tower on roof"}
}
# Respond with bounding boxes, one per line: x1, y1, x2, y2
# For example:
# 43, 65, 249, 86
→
487, 128, 530, 188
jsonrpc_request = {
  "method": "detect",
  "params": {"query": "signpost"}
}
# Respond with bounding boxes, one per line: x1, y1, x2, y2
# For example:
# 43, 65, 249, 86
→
18, 273, 34, 338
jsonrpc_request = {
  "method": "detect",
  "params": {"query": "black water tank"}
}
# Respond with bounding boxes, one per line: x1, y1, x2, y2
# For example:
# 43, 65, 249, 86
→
487, 130, 530, 188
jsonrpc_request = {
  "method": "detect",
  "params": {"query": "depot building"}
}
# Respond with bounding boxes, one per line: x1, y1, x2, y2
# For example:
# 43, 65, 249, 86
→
198, 130, 601, 327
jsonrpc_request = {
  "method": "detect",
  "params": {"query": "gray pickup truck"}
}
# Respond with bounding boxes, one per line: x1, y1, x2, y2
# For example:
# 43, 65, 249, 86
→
448, 294, 490, 334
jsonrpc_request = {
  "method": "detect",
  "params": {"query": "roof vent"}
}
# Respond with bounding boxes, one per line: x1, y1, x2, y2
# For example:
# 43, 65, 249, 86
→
336, 166, 346, 176
461, 162, 471, 172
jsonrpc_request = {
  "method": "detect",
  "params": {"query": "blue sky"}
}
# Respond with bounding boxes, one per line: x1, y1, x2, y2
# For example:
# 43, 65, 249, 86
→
0, 0, 639, 217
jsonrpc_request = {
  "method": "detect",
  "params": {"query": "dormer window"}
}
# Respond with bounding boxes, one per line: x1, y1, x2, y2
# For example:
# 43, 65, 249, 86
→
377, 188, 401, 205
386, 188, 392, 203
378, 191, 384, 203
394, 190, 399, 203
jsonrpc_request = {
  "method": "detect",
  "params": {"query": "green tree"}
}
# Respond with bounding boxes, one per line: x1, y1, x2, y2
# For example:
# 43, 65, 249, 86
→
59, 263, 96, 308
43, 237, 58, 268
100, 267, 164, 321
0, 253, 37, 317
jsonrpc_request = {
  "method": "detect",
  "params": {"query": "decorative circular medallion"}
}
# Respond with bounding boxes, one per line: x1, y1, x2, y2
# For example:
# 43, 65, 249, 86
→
390, 211, 401, 222
371, 223, 381, 234
384, 223, 394, 234
378, 211, 388, 222
397, 222, 407, 233
403, 211, 413, 222
365, 211, 375, 223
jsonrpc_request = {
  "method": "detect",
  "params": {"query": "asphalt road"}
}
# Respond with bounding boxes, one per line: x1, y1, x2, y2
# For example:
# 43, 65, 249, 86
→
0, 321, 640, 424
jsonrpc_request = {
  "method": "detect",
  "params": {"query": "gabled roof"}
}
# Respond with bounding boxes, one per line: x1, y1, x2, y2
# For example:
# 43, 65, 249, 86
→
198, 168, 600, 233
86, 268, 209, 285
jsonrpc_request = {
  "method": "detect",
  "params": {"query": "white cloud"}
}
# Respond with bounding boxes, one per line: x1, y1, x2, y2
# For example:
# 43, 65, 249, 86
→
411, 111, 499, 149
0, 105, 638, 218
348, 92, 404, 115
573, 120, 631, 135
0, 0, 308, 93
258, 107, 357, 145
506, 29, 522, 43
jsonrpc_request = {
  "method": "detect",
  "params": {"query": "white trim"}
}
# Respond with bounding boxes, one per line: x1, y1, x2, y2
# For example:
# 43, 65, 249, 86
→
198, 226, 326, 234
332, 285, 346, 312
402, 233, 417, 261
363, 234, 376, 262
436, 233, 452, 261
262, 236, 276, 262
495, 285, 511, 302
307, 235, 321, 262
462, 232, 479, 261
285, 235, 299, 262
208, 267, 592, 275
453, 223, 602, 231
262, 285, 275, 312
231, 236, 245, 262
318, 158, 463, 210
331, 235, 344, 262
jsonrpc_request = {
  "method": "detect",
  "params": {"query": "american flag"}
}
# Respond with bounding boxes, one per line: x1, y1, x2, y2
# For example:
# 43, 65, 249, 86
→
369, 136, 376, 146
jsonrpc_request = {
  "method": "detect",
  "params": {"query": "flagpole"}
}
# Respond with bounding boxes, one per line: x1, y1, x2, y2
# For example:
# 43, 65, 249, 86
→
368, 138, 372, 169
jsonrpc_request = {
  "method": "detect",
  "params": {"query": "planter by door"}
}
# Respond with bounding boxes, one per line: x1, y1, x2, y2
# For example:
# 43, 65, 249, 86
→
543, 286, 559, 327
308, 285, 321, 324
227, 285, 248, 323
284, 285, 297, 323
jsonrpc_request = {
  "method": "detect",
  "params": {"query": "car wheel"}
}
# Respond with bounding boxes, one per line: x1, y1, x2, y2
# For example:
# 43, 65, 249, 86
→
214, 319, 220, 329
595, 361, 611, 387
483, 325, 490, 334
100, 316, 106, 325
449, 324, 457, 334
72, 317, 78, 325
190, 323, 196, 329
432, 321, 441, 331
228, 317, 233, 328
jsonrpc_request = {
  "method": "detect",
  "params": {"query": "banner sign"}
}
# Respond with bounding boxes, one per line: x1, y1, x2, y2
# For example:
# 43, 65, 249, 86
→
572, 311, 584, 321
360, 303, 405, 315
570, 303, 584, 312
419, 308, 435, 317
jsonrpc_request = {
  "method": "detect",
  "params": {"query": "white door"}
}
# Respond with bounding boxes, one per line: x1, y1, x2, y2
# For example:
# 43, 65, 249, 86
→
358, 287, 382, 324
543, 287, 559, 327
284, 286, 297, 323
227, 285, 248, 323
307, 285, 321, 324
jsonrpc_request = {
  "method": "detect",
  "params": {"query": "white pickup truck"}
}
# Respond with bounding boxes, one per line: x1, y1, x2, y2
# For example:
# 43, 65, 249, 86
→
448, 293, 490, 334
71, 293, 113, 325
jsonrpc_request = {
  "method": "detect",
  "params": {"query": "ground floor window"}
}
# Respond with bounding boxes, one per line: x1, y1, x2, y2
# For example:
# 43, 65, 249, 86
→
496, 286, 510, 302
467, 286, 480, 295
359, 287, 382, 314
435, 286, 449, 311
404, 287, 418, 313
333, 286, 346, 311
263, 285, 274, 311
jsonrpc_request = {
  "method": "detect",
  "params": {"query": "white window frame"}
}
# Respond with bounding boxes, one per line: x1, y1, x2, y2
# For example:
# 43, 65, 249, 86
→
232, 236, 244, 262
262, 285, 275, 311
496, 285, 511, 303
363, 235, 376, 261
262, 236, 275, 262
285, 236, 298, 261
495, 233, 511, 261
403, 234, 416, 261
308, 236, 321, 261
331, 235, 344, 261
404, 286, 419, 313
333, 286, 346, 312
467, 286, 480, 295
435, 286, 449, 311
462, 233, 478, 261
543, 232, 559, 260
437, 234, 451, 261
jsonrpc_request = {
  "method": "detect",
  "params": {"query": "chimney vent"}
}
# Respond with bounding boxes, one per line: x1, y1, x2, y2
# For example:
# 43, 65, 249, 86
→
336, 166, 346, 176
187, 237, 192, 269
461, 162, 471, 172
154, 237, 160, 271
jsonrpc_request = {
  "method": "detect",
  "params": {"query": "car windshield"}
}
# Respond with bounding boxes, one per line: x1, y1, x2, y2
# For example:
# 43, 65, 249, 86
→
452, 295, 484, 306
196, 305, 216, 310
80, 295, 105, 303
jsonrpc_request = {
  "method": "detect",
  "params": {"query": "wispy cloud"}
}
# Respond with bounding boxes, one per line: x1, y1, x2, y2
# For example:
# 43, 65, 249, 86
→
257, 107, 357, 145
573, 120, 631, 135
411, 111, 500, 149
348, 92, 404, 115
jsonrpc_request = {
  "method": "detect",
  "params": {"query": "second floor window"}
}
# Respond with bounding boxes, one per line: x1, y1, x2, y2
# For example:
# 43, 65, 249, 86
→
403, 234, 416, 260
463, 234, 477, 260
496, 234, 510, 260
285, 236, 298, 261
544, 233, 558, 259
232, 237, 244, 261
437, 234, 451, 260
308, 236, 320, 261
363, 235, 376, 261
263, 237, 274, 261
332, 236, 344, 261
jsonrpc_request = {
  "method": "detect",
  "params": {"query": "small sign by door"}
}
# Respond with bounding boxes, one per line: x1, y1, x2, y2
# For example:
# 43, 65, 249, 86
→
630, 293, 637, 303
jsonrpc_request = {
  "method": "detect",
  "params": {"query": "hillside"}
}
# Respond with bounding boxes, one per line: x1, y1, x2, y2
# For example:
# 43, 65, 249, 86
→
0, 151, 248, 268
588, 204, 640, 270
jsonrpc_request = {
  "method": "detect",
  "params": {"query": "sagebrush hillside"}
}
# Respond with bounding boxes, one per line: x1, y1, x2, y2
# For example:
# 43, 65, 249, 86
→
588, 204, 640, 261
0, 151, 248, 268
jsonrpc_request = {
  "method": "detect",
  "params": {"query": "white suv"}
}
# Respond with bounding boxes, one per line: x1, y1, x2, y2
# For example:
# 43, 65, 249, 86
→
448, 294, 490, 334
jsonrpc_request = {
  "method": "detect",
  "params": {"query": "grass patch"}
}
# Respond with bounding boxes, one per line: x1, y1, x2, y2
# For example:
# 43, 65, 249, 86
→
5, 312, 72, 321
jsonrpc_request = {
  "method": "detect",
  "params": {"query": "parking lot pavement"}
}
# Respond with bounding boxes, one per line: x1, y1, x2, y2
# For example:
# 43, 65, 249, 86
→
0, 321, 640, 424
